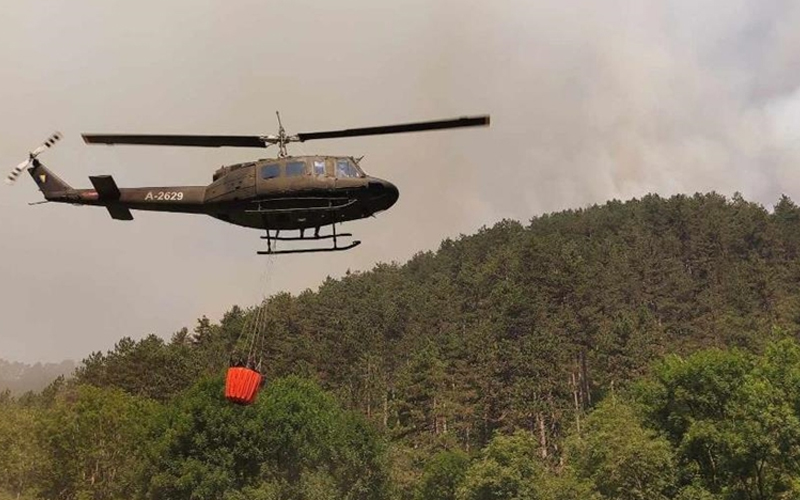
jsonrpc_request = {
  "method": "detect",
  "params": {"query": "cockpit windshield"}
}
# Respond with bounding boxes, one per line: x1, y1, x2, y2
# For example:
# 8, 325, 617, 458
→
336, 158, 361, 178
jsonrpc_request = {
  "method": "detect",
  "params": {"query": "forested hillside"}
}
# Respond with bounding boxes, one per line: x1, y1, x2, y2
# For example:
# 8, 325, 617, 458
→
4, 192, 800, 500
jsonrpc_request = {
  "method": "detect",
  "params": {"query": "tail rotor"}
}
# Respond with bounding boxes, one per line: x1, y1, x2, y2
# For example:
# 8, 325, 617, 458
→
5, 132, 62, 185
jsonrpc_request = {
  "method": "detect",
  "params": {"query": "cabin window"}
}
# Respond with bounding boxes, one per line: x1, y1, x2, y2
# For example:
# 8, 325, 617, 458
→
286, 161, 307, 177
336, 159, 359, 178
313, 160, 326, 176
261, 164, 281, 179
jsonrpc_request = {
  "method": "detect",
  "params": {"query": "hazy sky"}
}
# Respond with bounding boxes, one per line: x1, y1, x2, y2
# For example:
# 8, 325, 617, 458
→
3, 0, 800, 363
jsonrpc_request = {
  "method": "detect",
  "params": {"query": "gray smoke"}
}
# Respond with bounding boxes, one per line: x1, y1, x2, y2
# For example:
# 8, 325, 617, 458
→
2, 0, 800, 362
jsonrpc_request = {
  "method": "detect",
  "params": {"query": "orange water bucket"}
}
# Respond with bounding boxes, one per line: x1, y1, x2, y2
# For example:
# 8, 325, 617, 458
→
225, 367, 263, 405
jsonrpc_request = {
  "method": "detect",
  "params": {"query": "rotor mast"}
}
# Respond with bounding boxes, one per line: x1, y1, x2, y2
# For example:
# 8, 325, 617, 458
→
276, 111, 289, 158
264, 111, 299, 157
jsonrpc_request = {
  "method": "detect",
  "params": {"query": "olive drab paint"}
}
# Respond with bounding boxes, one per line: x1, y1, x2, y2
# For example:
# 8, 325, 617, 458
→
18, 115, 489, 254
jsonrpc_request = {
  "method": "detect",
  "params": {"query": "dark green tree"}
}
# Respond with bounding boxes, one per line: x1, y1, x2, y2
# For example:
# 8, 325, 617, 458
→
636, 341, 800, 499
457, 431, 595, 500
36, 385, 160, 500
144, 376, 389, 500
414, 450, 469, 500
567, 398, 676, 500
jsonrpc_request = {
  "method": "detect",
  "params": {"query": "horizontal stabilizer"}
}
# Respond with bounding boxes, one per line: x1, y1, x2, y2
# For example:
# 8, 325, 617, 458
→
89, 175, 121, 200
106, 205, 133, 221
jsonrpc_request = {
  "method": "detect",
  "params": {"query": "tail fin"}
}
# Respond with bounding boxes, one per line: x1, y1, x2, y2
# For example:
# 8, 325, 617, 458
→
28, 159, 72, 199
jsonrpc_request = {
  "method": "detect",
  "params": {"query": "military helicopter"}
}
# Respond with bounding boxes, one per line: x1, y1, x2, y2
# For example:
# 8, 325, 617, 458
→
6, 114, 490, 254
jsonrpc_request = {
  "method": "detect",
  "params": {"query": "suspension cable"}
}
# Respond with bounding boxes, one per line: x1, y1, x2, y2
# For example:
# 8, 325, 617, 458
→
245, 253, 274, 369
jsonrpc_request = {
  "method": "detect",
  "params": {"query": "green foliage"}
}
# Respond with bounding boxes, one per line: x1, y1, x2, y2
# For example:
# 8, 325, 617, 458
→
567, 398, 676, 500
636, 340, 800, 500
143, 376, 265, 499
258, 376, 389, 499
73, 194, 800, 458
0, 404, 41, 499
75, 333, 206, 402
0, 490, 38, 500
414, 450, 470, 500
674, 484, 720, 500
144, 375, 389, 500
457, 431, 595, 500
36, 385, 160, 500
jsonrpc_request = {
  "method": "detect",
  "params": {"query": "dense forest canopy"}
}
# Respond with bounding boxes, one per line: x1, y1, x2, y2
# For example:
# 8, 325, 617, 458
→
4, 192, 800, 500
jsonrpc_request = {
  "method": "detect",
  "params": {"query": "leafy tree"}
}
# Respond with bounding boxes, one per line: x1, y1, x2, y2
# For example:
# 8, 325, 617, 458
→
0, 404, 41, 499
567, 398, 676, 500
414, 450, 469, 500
258, 376, 389, 499
36, 385, 160, 500
145, 375, 389, 500
75, 334, 202, 401
636, 341, 800, 499
457, 431, 595, 500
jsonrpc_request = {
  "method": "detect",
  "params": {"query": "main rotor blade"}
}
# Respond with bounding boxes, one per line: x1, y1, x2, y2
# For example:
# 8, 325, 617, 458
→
296, 115, 490, 142
82, 134, 267, 148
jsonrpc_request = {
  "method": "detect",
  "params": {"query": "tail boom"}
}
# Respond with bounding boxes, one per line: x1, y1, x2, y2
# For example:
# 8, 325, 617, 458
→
69, 185, 208, 218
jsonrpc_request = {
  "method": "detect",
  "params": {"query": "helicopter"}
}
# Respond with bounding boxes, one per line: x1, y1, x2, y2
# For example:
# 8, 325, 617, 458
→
6, 114, 490, 255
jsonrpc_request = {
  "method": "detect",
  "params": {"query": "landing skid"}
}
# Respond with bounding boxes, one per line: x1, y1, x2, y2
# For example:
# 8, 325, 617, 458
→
260, 232, 353, 242
257, 240, 361, 255
257, 224, 361, 255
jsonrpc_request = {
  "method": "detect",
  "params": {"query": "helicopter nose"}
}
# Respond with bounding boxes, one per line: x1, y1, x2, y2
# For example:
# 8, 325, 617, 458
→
368, 178, 399, 210
383, 180, 399, 207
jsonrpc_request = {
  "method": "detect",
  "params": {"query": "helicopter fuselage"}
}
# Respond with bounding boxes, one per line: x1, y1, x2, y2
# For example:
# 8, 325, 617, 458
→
38, 155, 399, 231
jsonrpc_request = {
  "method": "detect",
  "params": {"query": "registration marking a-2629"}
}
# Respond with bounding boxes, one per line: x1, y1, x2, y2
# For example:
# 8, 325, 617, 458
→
145, 191, 184, 201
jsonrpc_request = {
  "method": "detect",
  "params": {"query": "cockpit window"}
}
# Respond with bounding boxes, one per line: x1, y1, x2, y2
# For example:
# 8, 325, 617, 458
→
286, 161, 307, 177
336, 159, 360, 178
313, 160, 326, 176
261, 164, 280, 179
